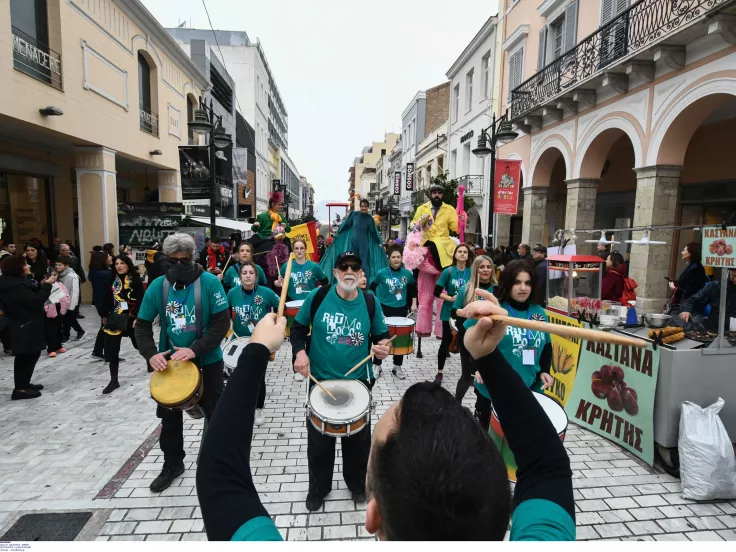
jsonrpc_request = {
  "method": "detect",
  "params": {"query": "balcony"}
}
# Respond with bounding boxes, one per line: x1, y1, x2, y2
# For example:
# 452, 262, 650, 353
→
457, 175, 484, 197
510, 0, 735, 124
11, 26, 62, 90
139, 104, 159, 137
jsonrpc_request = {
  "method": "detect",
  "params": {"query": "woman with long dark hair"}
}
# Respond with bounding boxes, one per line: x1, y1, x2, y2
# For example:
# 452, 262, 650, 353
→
433, 243, 474, 385
89, 251, 113, 360
601, 251, 627, 302
24, 242, 49, 283
101, 255, 144, 394
669, 242, 708, 310
0, 255, 56, 400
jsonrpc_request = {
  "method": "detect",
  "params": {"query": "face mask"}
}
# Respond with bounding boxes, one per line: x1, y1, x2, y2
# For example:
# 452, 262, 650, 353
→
431, 197, 443, 208
168, 260, 196, 283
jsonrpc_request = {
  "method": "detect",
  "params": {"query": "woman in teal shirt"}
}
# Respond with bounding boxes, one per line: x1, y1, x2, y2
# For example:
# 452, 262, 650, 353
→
452, 255, 497, 405
227, 261, 279, 425
370, 245, 417, 379
433, 243, 474, 385
221, 242, 267, 293
275, 239, 327, 301
467, 260, 553, 430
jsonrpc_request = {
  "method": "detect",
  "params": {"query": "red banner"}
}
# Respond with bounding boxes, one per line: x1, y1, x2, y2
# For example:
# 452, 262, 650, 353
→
493, 159, 522, 215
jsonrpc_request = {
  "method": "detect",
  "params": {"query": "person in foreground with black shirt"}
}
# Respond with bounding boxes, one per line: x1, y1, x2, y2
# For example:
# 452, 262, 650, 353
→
197, 298, 575, 541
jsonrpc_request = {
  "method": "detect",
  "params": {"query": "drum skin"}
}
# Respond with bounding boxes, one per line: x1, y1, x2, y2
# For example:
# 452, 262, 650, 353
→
385, 317, 415, 355
150, 360, 203, 411
307, 380, 371, 438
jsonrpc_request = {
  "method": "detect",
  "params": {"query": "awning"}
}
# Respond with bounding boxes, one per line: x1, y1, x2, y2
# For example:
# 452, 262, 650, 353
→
190, 217, 253, 237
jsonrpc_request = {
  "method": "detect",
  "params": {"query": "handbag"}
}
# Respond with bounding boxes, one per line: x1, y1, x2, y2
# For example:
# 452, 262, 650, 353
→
107, 312, 130, 332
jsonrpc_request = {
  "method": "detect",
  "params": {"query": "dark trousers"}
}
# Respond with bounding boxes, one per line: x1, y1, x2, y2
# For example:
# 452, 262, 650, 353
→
372, 304, 406, 368
14, 351, 41, 390
437, 320, 453, 371
474, 388, 492, 432
455, 338, 475, 403
307, 378, 374, 497
45, 313, 63, 353
62, 310, 84, 338
93, 318, 105, 356
1, 327, 11, 352
257, 372, 266, 410
157, 361, 224, 465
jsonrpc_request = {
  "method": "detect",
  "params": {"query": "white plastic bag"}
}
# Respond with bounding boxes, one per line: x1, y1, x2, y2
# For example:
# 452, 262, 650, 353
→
679, 398, 736, 500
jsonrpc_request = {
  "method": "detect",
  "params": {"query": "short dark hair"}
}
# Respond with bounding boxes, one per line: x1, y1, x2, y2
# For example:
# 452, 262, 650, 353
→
518, 243, 530, 254
55, 256, 70, 267
609, 251, 625, 267
360, 199, 370, 207
386, 244, 403, 258
495, 259, 538, 304
92, 245, 103, 252
0, 255, 27, 277
685, 241, 701, 263
89, 251, 109, 271
368, 383, 510, 540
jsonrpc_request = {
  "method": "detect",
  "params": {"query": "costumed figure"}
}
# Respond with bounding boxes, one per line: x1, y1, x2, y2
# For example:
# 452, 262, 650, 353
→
249, 192, 291, 289
404, 184, 465, 356
319, 199, 387, 285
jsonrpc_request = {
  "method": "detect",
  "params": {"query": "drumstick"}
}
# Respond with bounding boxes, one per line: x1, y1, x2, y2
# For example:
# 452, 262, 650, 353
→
487, 315, 648, 348
274, 254, 281, 280
271, 255, 294, 362
344, 335, 397, 377
221, 253, 234, 275
310, 373, 337, 401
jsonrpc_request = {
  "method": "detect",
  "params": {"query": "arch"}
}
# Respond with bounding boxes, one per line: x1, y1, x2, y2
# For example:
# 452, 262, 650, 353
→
574, 114, 644, 179
648, 76, 736, 166
529, 136, 572, 186
132, 35, 163, 68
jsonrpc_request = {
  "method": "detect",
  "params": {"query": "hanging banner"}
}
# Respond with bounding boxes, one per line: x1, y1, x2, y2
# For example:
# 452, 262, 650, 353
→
405, 163, 414, 191
180, 146, 211, 200
565, 332, 660, 465
393, 172, 401, 195
703, 226, 736, 268
493, 159, 521, 215
543, 310, 583, 407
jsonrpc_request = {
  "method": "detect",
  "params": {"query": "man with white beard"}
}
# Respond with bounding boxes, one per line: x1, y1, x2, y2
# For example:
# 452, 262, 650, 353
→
291, 252, 392, 512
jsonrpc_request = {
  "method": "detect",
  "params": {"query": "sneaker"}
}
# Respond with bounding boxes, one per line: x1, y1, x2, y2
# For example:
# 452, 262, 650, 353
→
149, 463, 185, 493
77, 314, 86, 319
76, 330, 87, 341
434, 373, 443, 385
102, 381, 120, 395
57, 348, 67, 354
352, 489, 367, 503
392, 366, 406, 380
27, 383, 44, 391
3, 349, 12, 355
91, 352, 105, 361
255, 409, 265, 426
61, 337, 70, 344
48, 352, 57, 358
294, 372, 305, 382
11, 389, 42, 401
305, 492, 324, 512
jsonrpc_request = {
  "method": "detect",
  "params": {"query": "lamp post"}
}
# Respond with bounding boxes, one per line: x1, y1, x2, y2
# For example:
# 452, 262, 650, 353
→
472, 108, 518, 249
188, 97, 232, 239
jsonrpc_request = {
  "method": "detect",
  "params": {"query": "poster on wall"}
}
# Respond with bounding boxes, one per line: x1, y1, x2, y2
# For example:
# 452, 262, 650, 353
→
703, 226, 735, 268
543, 310, 583, 407
180, 146, 211, 200
565, 333, 660, 465
493, 159, 521, 215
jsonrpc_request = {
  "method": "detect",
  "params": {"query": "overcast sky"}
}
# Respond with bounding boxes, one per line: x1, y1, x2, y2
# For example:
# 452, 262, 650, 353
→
141, 0, 498, 207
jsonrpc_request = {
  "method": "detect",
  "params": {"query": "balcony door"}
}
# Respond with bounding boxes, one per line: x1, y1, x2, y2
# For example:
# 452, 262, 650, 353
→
600, 0, 629, 69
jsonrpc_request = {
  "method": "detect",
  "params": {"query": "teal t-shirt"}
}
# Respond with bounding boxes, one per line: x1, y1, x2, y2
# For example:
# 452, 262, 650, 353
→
372, 266, 414, 308
227, 285, 280, 337
452, 281, 494, 313
137, 272, 229, 365
464, 301, 551, 389
224, 263, 267, 290
437, 265, 470, 321
232, 516, 283, 541
280, 260, 325, 301
295, 286, 388, 381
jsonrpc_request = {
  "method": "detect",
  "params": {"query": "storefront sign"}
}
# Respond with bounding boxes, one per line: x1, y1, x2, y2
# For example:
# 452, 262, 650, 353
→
118, 203, 184, 216
543, 310, 584, 407
12, 29, 62, 90
393, 172, 401, 195
565, 333, 660, 465
460, 130, 474, 144
190, 205, 221, 217
118, 215, 180, 248
703, 226, 736, 268
405, 163, 414, 191
493, 159, 521, 215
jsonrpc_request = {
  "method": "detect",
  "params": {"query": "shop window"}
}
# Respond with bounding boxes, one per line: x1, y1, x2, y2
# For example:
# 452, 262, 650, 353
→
0, 173, 51, 246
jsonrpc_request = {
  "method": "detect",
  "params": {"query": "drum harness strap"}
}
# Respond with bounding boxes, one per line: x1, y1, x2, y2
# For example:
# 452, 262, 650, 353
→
161, 277, 204, 354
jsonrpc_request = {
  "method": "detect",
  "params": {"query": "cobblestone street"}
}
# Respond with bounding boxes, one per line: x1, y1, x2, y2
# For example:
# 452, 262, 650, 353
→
0, 306, 734, 541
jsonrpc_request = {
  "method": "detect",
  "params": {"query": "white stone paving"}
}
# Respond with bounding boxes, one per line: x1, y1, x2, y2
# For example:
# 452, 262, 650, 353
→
0, 305, 734, 541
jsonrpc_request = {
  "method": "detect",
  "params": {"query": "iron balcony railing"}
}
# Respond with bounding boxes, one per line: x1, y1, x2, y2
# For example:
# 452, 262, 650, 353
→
510, 0, 734, 121
458, 175, 484, 196
139, 104, 159, 137
11, 25, 62, 90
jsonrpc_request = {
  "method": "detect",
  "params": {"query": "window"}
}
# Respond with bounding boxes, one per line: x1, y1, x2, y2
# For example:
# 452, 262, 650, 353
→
453, 84, 460, 122
551, 19, 564, 60
508, 48, 524, 100
462, 143, 471, 176
600, 0, 628, 68
210, 65, 233, 113
465, 68, 474, 112
450, 149, 457, 176
10, 0, 61, 89
138, 53, 158, 136
481, 52, 491, 98
538, 1, 579, 68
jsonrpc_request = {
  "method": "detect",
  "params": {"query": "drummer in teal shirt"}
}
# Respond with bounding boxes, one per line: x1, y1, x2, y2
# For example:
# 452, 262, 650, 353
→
221, 242, 267, 293
370, 245, 417, 379
462, 260, 553, 430
275, 239, 327, 301
433, 243, 474, 385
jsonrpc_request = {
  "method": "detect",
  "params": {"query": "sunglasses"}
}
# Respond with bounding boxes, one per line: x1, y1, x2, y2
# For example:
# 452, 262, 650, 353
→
168, 257, 192, 265
338, 262, 361, 272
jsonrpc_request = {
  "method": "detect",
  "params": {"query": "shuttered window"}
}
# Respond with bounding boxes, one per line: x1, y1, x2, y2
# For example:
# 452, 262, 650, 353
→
537, 26, 548, 70
508, 48, 524, 100
564, 0, 579, 54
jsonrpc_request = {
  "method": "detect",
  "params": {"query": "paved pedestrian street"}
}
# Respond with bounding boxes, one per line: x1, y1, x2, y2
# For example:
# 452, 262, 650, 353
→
0, 306, 734, 542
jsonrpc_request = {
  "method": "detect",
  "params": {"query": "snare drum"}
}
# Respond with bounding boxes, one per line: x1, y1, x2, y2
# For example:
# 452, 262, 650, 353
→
307, 379, 371, 437
385, 316, 415, 355
150, 360, 204, 419
489, 392, 568, 482
222, 336, 250, 375
284, 300, 304, 337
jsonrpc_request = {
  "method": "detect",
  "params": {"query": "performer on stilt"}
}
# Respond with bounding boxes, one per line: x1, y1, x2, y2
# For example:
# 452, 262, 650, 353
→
249, 192, 291, 290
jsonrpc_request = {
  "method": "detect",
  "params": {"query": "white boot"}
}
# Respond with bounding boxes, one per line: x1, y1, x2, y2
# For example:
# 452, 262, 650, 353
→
255, 409, 265, 426
294, 372, 305, 382
392, 365, 406, 380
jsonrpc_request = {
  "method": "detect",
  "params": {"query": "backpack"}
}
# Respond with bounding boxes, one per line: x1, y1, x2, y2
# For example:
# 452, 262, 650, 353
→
620, 275, 638, 304
309, 285, 376, 324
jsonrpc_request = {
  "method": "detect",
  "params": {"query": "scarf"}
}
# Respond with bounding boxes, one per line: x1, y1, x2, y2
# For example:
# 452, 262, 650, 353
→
268, 210, 282, 232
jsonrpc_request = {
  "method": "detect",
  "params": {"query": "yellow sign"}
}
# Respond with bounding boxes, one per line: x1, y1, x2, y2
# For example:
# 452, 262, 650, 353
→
543, 309, 583, 407
285, 223, 315, 255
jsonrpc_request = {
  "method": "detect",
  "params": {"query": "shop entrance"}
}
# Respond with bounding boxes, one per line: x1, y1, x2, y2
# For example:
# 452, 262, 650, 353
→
0, 172, 52, 247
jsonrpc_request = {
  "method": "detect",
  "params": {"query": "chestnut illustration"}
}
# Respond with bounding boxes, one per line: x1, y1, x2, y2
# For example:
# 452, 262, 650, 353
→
623, 386, 639, 416
607, 383, 624, 412
591, 363, 639, 416
611, 365, 624, 383
709, 244, 717, 254
727, 245, 734, 255
600, 364, 613, 381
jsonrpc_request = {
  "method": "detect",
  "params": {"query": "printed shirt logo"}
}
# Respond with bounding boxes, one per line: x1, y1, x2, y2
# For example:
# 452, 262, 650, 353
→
213, 290, 227, 307
322, 311, 365, 347
384, 275, 407, 295
450, 277, 466, 292
505, 326, 545, 359
165, 301, 196, 334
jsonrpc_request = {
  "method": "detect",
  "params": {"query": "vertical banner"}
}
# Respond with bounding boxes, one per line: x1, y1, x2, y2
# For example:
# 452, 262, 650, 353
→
493, 159, 521, 215
543, 310, 583, 406
565, 333, 660, 465
393, 172, 401, 195
405, 163, 414, 191
179, 146, 211, 200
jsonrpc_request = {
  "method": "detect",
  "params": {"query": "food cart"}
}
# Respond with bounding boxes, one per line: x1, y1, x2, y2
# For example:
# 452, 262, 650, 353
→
546, 255, 605, 319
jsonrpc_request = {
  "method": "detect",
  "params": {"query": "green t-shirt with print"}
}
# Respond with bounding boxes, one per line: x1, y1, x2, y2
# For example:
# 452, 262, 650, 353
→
137, 272, 229, 365
294, 286, 388, 381
437, 266, 470, 321
227, 285, 280, 337
280, 260, 325, 301
372, 266, 414, 308
224, 264, 267, 291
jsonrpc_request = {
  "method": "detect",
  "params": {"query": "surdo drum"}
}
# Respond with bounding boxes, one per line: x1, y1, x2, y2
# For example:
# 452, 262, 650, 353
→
307, 380, 371, 437
385, 316, 415, 355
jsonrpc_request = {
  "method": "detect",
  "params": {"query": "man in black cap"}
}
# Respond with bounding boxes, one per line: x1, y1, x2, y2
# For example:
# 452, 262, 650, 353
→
290, 251, 392, 511
532, 245, 548, 305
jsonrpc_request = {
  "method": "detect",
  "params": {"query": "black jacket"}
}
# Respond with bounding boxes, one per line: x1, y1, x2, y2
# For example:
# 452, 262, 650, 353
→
66, 253, 86, 283
674, 261, 708, 303
145, 251, 169, 283
26, 256, 49, 283
683, 279, 736, 331
88, 268, 112, 317
0, 276, 52, 354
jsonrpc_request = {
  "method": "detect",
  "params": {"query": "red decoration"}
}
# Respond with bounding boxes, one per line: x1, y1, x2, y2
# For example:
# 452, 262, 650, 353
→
493, 159, 522, 215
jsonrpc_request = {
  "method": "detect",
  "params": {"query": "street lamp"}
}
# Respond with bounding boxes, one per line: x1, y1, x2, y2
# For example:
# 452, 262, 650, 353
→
187, 97, 232, 239
472, 108, 518, 249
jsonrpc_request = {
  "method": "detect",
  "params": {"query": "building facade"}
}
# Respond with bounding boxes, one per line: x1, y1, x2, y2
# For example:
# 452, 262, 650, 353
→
280, 150, 300, 220
1, 0, 207, 298
349, 133, 399, 210
497, 0, 736, 312
398, 91, 426, 235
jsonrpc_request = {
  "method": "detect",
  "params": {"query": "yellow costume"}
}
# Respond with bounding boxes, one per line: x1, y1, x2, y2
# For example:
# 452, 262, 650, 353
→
411, 202, 459, 269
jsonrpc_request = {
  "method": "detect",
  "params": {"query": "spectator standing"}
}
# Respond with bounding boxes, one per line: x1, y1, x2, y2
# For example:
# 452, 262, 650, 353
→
517, 244, 533, 264
24, 242, 49, 282
43, 278, 70, 357
55, 257, 86, 342
89, 251, 113, 360
532, 245, 548, 305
